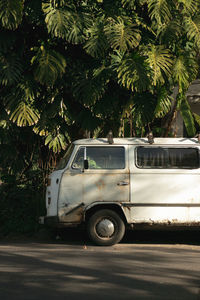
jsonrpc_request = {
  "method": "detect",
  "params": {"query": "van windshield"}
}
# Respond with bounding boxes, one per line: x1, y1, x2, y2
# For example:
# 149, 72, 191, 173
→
56, 144, 74, 170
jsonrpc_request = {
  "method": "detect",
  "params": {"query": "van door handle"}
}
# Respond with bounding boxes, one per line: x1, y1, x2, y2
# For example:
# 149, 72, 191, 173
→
117, 181, 129, 186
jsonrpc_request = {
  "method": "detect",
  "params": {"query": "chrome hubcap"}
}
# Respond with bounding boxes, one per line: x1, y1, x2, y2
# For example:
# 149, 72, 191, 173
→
96, 219, 115, 237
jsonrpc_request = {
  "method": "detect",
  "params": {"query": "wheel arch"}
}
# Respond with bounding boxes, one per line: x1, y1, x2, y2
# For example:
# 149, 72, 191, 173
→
84, 203, 129, 225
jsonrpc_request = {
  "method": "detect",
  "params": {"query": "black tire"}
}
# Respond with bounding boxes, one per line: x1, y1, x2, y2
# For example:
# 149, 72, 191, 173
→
87, 209, 125, 246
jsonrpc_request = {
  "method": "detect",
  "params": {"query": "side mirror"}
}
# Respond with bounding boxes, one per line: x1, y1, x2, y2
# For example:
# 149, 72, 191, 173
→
84, 159, 89, 170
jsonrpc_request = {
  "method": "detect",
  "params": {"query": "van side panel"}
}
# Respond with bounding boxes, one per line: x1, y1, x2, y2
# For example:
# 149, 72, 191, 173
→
58, 171, 129, 220
129, 145, 200, 224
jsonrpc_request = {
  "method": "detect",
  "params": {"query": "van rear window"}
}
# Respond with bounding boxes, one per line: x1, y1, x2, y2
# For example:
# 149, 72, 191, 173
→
72, 147, 125, 169
136, 147, 199, 169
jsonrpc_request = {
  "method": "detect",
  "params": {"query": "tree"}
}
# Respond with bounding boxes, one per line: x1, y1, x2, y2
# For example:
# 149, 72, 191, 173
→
1, 0, 200, 236
1, 0, 200, 155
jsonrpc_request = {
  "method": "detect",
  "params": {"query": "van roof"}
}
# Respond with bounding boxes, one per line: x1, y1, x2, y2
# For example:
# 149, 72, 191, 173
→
73, 138, 200, 145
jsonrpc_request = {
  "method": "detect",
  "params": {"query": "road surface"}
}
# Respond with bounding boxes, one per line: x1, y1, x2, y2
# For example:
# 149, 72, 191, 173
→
0, 230, 200, 300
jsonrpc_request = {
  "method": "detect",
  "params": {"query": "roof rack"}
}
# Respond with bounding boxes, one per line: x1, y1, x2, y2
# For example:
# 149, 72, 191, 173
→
196, 133, 200, 143
107, 130, 114, 144
147, 131, 154, 144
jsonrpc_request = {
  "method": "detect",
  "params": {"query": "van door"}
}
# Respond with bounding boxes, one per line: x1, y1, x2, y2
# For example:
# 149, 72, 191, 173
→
129, 146, 200, 224
58, 146, 129, 223
46, 144, 75, 218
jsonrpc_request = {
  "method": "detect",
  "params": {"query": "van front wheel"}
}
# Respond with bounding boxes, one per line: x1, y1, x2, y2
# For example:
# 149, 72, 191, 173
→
87, 209, 125, 246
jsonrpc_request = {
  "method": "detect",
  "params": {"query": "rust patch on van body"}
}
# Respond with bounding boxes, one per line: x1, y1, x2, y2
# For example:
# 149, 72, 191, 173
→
59, 203, 84, 223
95, 180, 105, 191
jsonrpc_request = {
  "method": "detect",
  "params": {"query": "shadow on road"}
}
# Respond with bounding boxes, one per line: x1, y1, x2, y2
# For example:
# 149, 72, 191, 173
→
0, 233, 200, 300
55, 227, 200, 246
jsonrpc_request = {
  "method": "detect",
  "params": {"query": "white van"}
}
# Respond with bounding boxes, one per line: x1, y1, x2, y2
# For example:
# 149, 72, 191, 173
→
40, 137, 200, 245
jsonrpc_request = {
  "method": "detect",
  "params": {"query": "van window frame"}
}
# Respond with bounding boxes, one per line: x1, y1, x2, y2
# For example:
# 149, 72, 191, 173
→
135, 146, 200, 170
71, 146, 126, 170
55, 144, 75, 170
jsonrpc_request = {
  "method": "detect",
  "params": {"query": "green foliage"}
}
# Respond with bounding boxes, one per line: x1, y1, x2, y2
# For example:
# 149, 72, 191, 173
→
0, 0, 200, 236
72, 64, 109, 105
154, 88, 172, 118
157, 21, 182, 45
45, 131, 68, 153
145, 45, 173, 85
173, 54, 198, 92
84, 17, 109, 58
0, 0, 24, 30
0, 54, 24, 86
42, 1, 90, 44
0, 30, 16, 53
130, 90, 171, 128
0, 182, 43, 237
9, 102, 40, 127
42, 2, 72, 39
0, 0, 199, 144
147, 0, 172, 24
178, 95, 196, 137
121, 0, 136, 9
178, 0, 200, 16
184, 16, 200, 49
193, 112, 200, 127
31, 46, 66, 85
173, 56, 190, 92
104, 17, 141, 52
131, 93, 157, 127
117, 52, 150, 92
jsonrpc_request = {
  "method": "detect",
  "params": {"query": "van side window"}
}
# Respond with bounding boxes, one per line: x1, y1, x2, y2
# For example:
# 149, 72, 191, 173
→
72, 147, 125, 169
136, 147, 199, 169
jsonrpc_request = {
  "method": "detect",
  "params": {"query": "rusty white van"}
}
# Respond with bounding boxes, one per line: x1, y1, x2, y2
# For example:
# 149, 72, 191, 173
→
40, 137, 200, 245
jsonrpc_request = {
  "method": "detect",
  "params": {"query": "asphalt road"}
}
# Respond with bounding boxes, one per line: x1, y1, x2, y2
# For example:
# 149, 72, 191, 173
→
0, 230, 200, 300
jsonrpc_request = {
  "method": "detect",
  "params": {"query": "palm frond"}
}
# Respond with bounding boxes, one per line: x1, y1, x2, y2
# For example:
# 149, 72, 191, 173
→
4, 78, 41, 116
122, 0, 147, 8
110, 50, 124, 70
65, 15, 86, 44
145, 45, 173, 85
33, 126, 48, 137
64, 9, 91, 44
193, 112, 200, 125
104, 17, 141, 52
45, 131, 68, 153
42, 2, 89, 44
157, 21, 182, 44
173, 56, 189, 92
154, 88, 172, 118
178, 95, 196, 136
9, 102, 39, 127
178, 0, 200, 16
117, 53, 150, 92
193, 112, 200, 127
147, 0, 172, 24
84, 17, 109, 58
72, 65, 109, 105
0, 54, 23, 86
0, 0, 23, 30
121, 0, 137, 8
184, 16, 200, 48
31, 47, 66, 86
42, 2, 72, 39
130, 89, 172, 128
173, 54, 198, 92
131, 92, 157, 127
